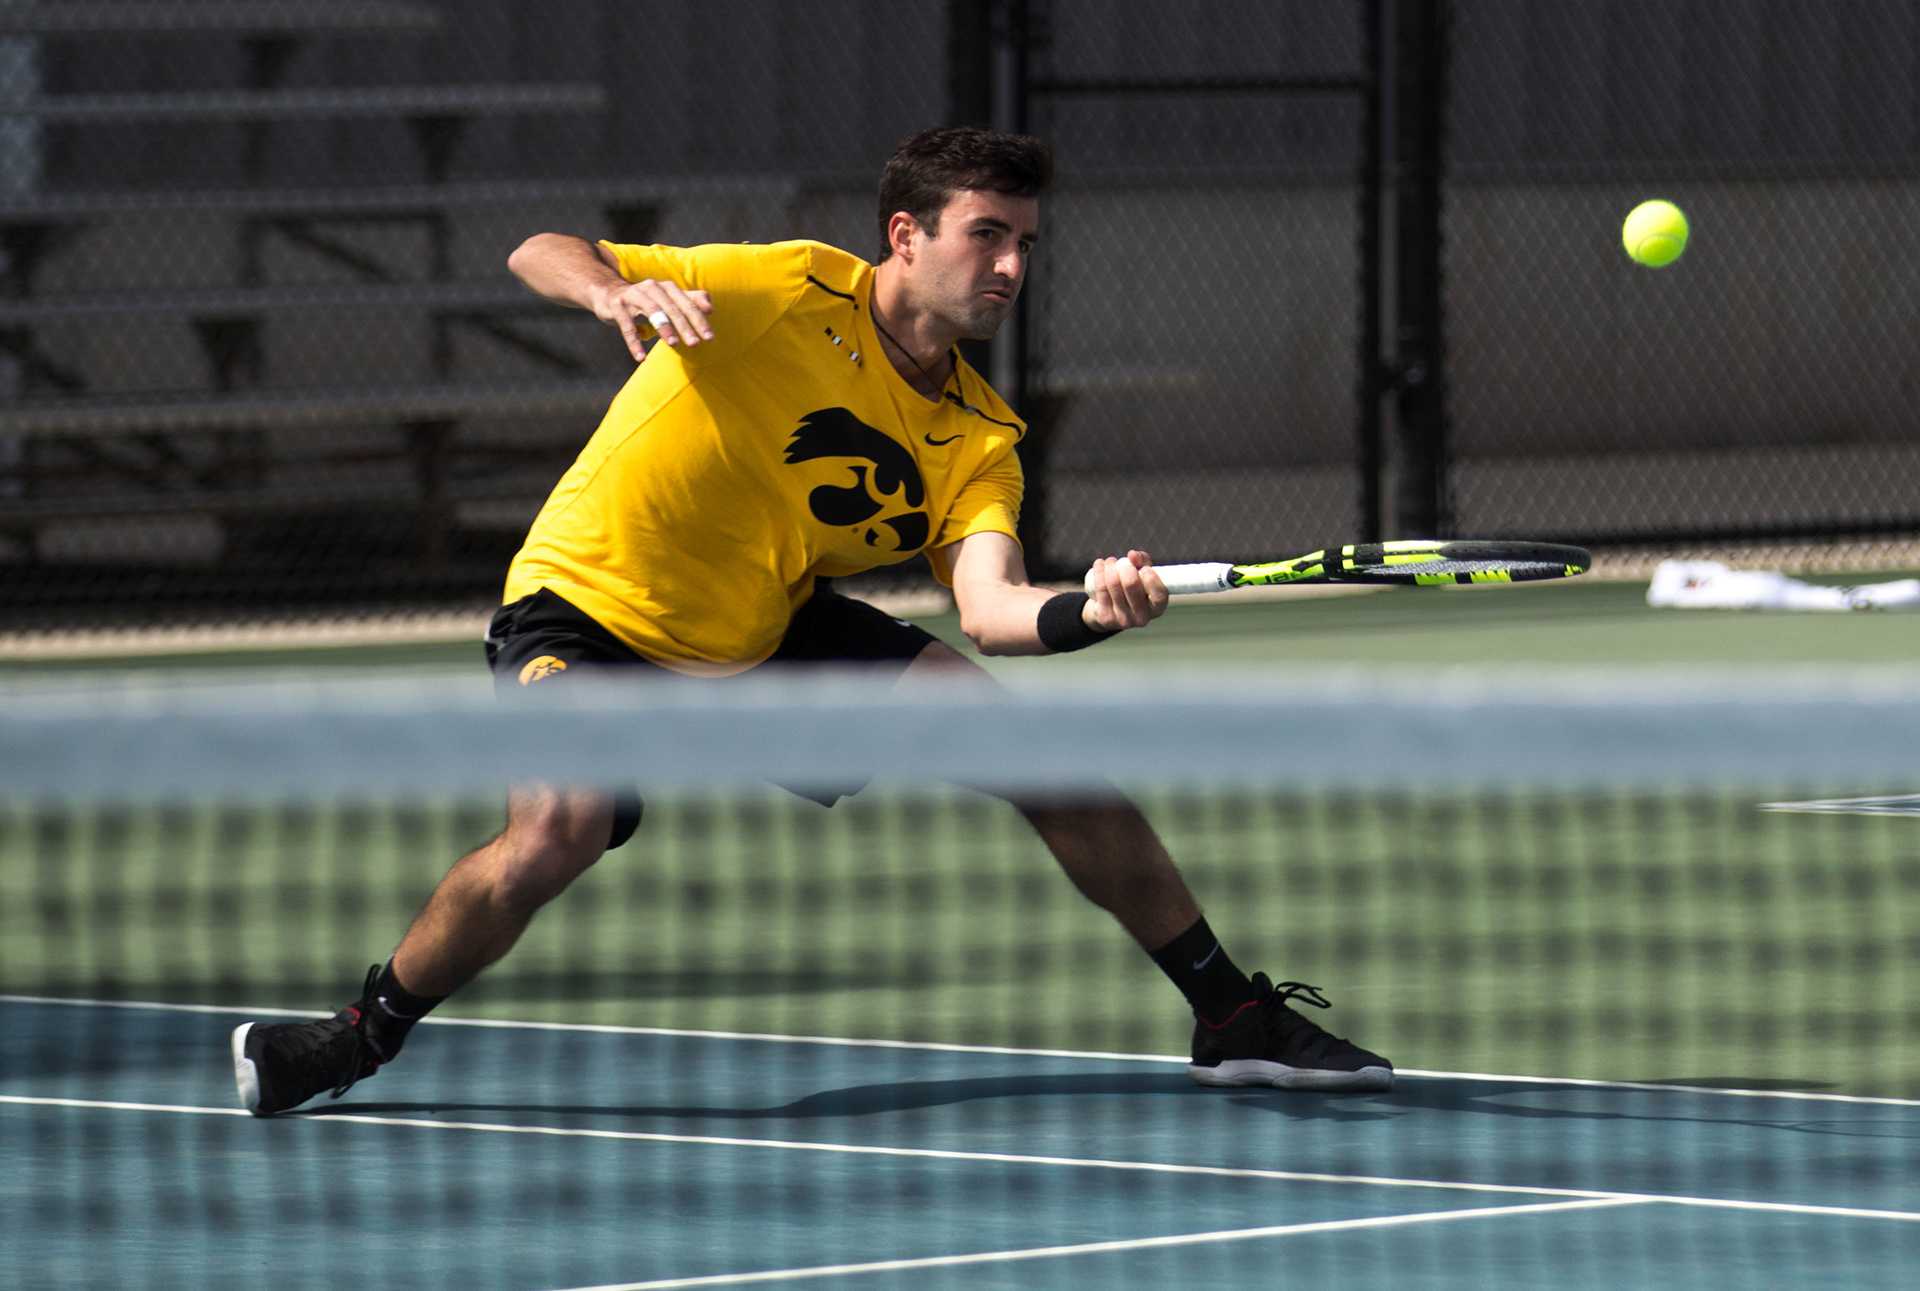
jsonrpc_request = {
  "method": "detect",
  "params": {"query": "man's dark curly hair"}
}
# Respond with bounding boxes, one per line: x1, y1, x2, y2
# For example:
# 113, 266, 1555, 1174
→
876, 126, 1052, 261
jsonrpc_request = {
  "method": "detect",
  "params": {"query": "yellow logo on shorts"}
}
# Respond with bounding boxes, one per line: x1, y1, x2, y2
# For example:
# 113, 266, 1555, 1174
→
518, 655, 568, 686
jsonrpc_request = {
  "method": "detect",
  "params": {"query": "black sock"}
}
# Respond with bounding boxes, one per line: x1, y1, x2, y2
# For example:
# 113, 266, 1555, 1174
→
362, 960, 446, 1058
1149, 917, 1255, 1025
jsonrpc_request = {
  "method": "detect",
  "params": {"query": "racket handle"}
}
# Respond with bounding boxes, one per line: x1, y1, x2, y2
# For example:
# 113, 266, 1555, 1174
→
1082, 562, 1235, 597
1152, 563, 1236, 595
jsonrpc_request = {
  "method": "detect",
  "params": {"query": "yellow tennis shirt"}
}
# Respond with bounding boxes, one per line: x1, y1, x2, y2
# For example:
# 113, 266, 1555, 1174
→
503, 239, 1026, 675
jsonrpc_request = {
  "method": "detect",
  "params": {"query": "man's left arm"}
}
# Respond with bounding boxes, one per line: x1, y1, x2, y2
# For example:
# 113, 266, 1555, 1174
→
943, 531, 1168, 656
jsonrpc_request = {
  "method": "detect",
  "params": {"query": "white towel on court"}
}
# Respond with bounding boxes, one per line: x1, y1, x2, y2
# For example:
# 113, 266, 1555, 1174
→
1647, 560, 1920, 612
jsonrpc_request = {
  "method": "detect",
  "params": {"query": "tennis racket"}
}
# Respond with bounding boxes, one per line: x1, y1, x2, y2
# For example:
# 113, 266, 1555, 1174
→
1088, 540, 1592, 596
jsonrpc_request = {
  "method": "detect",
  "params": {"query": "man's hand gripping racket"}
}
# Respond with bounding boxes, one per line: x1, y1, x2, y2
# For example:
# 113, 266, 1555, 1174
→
1083, 549, 1170, 631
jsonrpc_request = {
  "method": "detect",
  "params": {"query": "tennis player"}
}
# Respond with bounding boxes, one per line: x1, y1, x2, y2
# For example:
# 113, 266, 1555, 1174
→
231, 127, 1391, 1114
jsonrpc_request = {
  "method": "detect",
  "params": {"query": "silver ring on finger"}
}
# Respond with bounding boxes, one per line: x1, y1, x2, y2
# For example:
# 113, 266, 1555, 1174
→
646, 310, 671, 329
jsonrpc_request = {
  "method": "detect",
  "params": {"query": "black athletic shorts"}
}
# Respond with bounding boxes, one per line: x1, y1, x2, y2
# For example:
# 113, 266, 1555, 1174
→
484, 584, 939, 850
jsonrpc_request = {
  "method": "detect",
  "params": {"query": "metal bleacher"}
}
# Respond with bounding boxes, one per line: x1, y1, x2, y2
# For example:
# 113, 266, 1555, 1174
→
0, 3, 447, 36
0, 2, 803, 620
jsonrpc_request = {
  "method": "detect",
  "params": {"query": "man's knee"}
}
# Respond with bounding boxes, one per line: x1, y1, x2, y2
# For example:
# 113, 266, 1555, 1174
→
492, 790, 625, 911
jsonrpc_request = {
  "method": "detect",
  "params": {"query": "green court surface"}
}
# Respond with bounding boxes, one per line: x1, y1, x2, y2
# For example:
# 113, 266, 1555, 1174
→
6, 574, 1917, 675
6, 576, 1919, 1286
6, 575, 1918, 1091
979, 575, 1920, 671
6, 780, 1919, 1096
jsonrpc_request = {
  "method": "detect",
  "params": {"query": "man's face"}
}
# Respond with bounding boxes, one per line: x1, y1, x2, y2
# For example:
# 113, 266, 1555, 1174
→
905, 188, 1040, 340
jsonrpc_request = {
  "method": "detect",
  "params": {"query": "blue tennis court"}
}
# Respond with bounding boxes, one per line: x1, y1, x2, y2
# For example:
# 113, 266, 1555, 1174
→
8, 995, 1919, 1289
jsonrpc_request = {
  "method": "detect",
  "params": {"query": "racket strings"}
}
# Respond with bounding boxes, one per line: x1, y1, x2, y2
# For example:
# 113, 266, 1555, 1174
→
1363, 559, 1563, 574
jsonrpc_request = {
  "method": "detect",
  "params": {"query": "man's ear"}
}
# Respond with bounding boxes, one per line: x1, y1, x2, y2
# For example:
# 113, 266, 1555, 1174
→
886, 210, 920, 263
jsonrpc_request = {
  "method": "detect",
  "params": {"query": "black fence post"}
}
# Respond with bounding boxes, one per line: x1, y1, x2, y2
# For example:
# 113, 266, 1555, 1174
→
947, 0, 993, 125
1357, 0, 1387, 542
1391, 0, 1450, 538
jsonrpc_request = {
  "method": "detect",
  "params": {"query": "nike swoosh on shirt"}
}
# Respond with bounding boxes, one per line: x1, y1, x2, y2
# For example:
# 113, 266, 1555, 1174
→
923, 431, 963, 447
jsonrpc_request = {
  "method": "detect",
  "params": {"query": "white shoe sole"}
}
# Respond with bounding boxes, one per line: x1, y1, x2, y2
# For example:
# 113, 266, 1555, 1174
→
1189, 1059, 1394, 1092
231, 1023, 265, 1115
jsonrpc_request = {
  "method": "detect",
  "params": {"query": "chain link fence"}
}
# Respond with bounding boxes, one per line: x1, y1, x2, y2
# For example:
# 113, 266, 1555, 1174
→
0, 0, 938, 631
1445, 0, 1920, 551
8, 1, 1915, 636
0, 0, 1376, 632
1019, 0, 1372, 576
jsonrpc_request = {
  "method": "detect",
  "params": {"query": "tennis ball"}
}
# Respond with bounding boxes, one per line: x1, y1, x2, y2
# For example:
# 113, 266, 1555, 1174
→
1622, 199, 1689, 268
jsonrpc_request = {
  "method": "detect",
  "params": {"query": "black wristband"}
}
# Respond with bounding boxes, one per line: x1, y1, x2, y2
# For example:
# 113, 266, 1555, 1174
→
1036, 591, 1119, 653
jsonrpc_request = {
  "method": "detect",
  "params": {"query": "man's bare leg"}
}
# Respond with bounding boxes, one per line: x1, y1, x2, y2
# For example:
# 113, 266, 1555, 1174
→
232, 784, 618, 1115
389, 784, 616, 998
896, 642, 1249, 1017
1011, 794, 1202, 952
888, 639, 1392, 1089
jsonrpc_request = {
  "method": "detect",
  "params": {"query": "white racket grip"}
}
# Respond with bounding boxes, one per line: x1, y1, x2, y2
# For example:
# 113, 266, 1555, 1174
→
1082, 562, 1235, 597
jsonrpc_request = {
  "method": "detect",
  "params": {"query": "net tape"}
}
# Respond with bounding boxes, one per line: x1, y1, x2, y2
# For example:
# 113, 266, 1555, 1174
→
8, 664, 1920, 800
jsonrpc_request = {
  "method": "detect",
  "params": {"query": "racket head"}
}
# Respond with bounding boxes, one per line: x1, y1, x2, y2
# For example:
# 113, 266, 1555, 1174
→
1229, 540, 1591, 588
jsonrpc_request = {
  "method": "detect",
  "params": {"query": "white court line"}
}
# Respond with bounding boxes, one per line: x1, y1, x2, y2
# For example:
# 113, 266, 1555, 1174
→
1390, 1067, 1920, 1110
7, 1092, 1920, 1227
0, 1094, 1618, 1201
550, 1199, 1645, 1290
1760, 793, 1920, 817
8, 992, 1920, 1109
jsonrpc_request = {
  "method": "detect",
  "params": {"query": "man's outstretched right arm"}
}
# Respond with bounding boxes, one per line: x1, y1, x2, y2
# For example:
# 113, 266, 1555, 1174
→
507, 232, 713, 361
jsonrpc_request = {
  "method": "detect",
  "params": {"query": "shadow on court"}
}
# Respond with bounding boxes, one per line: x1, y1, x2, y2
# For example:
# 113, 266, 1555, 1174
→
306, 1070, 1203, 1120
306, 1070, 1908, 1145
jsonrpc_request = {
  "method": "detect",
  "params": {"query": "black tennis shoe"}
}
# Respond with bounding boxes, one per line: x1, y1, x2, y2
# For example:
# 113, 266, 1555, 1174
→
1189, 973, 1394, 1092
231, 966, 393, 1117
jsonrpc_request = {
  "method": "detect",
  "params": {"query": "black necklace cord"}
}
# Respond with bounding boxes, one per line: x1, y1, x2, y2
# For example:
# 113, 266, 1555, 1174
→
870, 307, 954, 398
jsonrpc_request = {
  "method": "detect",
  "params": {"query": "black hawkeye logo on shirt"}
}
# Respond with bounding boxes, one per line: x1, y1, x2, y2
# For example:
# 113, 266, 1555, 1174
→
783, 408, 931, 552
